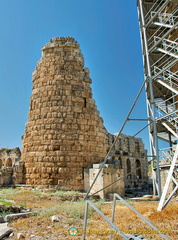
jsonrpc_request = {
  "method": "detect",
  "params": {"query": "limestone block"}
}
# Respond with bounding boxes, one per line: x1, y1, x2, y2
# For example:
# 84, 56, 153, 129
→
4, 212, 33, 222
0, 226, 13, 239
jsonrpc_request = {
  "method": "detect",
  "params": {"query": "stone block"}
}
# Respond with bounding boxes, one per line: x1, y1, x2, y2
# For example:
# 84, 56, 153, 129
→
0, 226, 12, 239
4, 212, 33, 222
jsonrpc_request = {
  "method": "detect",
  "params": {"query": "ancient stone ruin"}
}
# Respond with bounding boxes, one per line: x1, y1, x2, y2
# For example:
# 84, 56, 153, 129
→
0, 148, 23, 185
21, 37, 108, 190
85, 133, 149, 198
1, 37, 149, 197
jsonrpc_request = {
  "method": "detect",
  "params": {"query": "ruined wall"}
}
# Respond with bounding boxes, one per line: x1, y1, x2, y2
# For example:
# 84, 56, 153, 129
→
108, 133, 148, 189
0, 168, 13, 185
89, 163, 125, 198
21, 37, 108, 190
0, 148, 21, 169
13, 161, 25, 184
0, 148, 22, 186
84, 133, 148, 198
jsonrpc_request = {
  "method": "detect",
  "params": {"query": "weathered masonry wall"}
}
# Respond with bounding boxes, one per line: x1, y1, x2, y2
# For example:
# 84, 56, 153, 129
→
84, 133, 148, 198
87, 163, 125, 199
0, 148, 21, 169
108, 133, 148, 189
21, 37, 108, 190
0, 148, 24, 185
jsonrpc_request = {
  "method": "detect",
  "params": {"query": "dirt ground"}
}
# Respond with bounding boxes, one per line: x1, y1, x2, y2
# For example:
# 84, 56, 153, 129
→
0, 188, 177, 240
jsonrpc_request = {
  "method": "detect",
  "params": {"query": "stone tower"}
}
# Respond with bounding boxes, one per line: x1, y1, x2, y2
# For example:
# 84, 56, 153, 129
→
21, 37, 108, 190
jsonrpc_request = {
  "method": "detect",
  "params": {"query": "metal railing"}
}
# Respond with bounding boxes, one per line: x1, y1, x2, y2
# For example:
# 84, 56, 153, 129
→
158, 144, 178, 211
82, 200, 129, 240
153, 37, 178, 57
151, 11, 177, 26
154, 96, 178, 130
82, 194, 170, 240
144, 0, 172, 26
162, 38, 178, 54
154, 66, 178, 90
159, 147, 174, 165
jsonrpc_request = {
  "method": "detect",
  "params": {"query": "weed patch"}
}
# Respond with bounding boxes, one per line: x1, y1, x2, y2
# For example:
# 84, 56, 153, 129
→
1, 188, 177, 240
0, 199, 14, 206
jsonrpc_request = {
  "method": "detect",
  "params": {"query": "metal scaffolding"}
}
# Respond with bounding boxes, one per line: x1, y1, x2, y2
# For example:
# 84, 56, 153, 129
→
137, 0, 178, 210
82, 194, 169, 240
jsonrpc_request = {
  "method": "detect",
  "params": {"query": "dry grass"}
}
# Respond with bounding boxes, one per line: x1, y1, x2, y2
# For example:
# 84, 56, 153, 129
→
87, 200, 178, 240
0, 188, 177, 239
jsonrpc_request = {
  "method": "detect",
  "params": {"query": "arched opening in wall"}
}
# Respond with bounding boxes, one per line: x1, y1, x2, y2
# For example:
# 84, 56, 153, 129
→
127, 158, 131, 179
136, 159, 142, 179
5, 158, 12, 167
0, 159, 2, 169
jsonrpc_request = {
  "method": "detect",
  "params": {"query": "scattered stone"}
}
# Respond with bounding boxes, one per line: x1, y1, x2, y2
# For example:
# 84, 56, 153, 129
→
17, 232, 25, 239
143, 195, 153, 198
51, 215, 62, 222
0, 226, 13, 239
4, 212, 33, 222
9, 232, 14, 237
0, 205, 31, 214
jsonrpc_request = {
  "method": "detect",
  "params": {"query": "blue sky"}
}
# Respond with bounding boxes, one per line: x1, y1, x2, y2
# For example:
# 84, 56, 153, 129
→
0, 0, 149, 150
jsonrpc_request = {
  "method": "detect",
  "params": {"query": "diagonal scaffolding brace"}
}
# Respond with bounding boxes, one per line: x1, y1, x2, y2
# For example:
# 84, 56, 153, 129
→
158, 144, 178, 211
84, 79, 147, 200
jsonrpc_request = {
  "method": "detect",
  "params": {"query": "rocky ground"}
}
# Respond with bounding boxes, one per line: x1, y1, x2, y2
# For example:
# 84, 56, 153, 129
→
0, 188, 177, 240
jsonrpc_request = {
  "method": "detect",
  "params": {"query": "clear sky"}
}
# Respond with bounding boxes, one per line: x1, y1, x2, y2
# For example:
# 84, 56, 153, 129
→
0, 0, 149, 150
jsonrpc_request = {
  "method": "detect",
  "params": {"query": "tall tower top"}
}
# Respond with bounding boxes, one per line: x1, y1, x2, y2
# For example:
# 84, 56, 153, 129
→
42, 37, 79, 51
